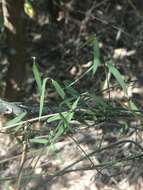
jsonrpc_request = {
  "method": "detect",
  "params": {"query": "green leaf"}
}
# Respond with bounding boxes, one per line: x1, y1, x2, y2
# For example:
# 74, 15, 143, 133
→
24, 0, 35, 18
119, 122, 129, 135
47, 112, 69, 123
5, 112, 27, 128
107, 62, 128, 96
52, 79, 65, 99
39, 78, 48, 117
71, 97, 80, 110
128, 100, 139, 111
53, 124, 65, 141
92, 57, 101, 75
67, 97, 80, 121
30, 138, 48, 144
33, 63, 42, 95
51, 98, 80, 142
93, 36, 100, 59
59, 113, 69, 128
63, 97, 80, 123
92, 36, 101, 75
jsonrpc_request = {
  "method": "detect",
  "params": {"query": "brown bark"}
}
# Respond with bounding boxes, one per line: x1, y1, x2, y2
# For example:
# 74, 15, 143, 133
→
2, 0, 26, 101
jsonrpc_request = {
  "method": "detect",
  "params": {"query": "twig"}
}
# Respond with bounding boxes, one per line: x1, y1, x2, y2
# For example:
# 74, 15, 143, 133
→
45, 139, 143, 181
16, 125, 28, 190
4, 110, 69, 129
0, 140, 143, 183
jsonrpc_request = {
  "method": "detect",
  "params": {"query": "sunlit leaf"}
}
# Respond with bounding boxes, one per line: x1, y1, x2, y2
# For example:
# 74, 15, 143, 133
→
24, 0, 35, 18
52, 79, 65, 99
47, 112, 69, 123
61, 97, 80, 124
33, 63, 42, 95
39, 78, 48, 117
92, 36, 101, 75
93, 36, 100, 59
59, 113, 69, 127
128, 100, 141, 116
51, 98, 80, 142
107, 62, 128, 96
53, 124, 65, 141
92, 57, 101, 75
5, 112, 27, 128
66, 97, 79, 121
30, 138, 48, 144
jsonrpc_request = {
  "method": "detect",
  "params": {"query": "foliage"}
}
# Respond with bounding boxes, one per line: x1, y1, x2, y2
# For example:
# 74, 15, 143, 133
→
24, 0, 35, 18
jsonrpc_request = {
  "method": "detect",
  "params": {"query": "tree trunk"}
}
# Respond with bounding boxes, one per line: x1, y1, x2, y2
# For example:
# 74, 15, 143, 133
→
2, 0, 26, 101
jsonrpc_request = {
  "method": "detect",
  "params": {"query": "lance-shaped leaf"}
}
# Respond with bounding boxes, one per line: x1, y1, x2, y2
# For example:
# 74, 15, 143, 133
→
5, 112, 27, 128
92, 36, 101, 75
107, 62, 128, 96
33, 63, 42, 95
39, 78, 48, 117
52, 79, 65, 99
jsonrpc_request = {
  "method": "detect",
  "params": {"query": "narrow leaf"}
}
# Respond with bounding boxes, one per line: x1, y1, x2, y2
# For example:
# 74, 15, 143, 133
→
52, 79, 65, 99
71, 97, 80, 110
93, 36, 100, 59
47, 112, 69, 123
92, 57, 101, 75
53, 124, 65, 141
107, 62, 128, 96
5, 112, 27, 128
30, 138, 48, 144
24, 0, 35, 18
59, 113, 69, 128
66, 97, 80, 122
92, 36, 101, 75
128, 100, 138, 111
39, 78, 48, 117
33, 63, 42, 95
52, 98, 80, 142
